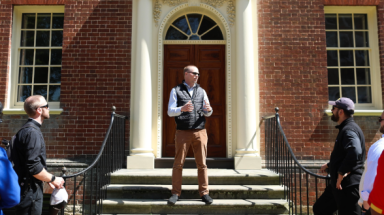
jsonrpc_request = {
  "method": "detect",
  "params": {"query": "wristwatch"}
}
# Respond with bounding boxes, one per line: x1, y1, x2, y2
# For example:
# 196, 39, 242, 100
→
50, 175, 56, 183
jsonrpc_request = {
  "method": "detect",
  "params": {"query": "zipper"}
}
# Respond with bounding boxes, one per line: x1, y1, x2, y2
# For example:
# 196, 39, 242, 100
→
182, 83, 199, 123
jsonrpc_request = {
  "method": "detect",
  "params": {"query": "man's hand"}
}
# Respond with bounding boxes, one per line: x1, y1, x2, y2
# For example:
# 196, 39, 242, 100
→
336, 172, 349, 190
320, 163, 328, 172
181, 101, 193, 112
363, 200, 370, 211
203, 100, 212, 112
49, 176, 65, 189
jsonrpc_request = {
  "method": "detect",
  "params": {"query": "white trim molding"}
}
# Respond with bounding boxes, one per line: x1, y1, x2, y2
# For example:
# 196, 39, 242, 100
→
324, 6, 382, 111
325, 109, 382, 116
3, 108, 63, 115
154, 0, 235, 26
163, 40, 226, 44
10, 6, 65, 111
156, 3, 233, 158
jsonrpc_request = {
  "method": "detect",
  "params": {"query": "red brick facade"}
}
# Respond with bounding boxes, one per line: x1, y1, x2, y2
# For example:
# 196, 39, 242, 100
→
1, 0, 383, 161
258, 0, 384, 160
0, 0, 132, 158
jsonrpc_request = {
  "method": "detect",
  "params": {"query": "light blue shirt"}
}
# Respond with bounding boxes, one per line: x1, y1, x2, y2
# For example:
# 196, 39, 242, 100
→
361, 134, 384, 201
167, 82, 213, 117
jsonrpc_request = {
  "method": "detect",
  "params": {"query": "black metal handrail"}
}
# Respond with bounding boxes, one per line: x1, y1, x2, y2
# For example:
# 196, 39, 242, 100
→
263, 107, 330, 215
60, 106, 128, 215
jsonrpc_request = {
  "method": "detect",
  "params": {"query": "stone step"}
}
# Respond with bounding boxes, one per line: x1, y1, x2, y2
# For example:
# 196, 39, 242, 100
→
110, 169, 280, 185
101, 199, 289, 214
107, 184, 285, 199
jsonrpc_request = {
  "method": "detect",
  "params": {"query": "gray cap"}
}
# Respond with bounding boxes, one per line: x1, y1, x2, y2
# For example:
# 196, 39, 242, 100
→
328, 97, 355, 112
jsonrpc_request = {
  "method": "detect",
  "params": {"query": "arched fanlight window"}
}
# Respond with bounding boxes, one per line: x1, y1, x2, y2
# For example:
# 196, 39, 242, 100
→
165, 14, 224, 40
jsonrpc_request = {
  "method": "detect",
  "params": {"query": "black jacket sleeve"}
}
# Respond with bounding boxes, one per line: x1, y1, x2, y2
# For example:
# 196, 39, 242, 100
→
24, 130, 45, 176
338, 130, 363, 174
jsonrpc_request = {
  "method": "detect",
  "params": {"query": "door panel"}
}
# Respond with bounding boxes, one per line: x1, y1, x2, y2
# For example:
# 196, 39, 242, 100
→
162, 45, 226, 157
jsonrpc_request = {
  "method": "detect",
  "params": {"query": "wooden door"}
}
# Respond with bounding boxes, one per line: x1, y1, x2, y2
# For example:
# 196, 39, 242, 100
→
162, 45, 226, 157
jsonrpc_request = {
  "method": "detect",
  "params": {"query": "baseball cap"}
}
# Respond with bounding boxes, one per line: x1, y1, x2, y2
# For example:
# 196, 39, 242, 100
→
328, 97, 355, 113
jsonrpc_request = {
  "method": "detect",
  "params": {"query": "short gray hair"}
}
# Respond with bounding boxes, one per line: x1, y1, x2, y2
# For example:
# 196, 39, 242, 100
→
183, 65, 198, 74
24, 95, 45, 117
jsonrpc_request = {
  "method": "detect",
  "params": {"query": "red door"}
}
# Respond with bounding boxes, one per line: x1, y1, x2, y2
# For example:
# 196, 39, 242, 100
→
162, 45, 226, 157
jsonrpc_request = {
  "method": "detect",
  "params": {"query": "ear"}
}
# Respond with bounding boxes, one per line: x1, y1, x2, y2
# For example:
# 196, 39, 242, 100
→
36, 107, 43, 115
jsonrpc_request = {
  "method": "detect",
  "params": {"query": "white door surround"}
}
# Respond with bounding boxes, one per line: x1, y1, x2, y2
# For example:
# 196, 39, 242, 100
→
129, 0, 261, 170
156, 3, 233, 159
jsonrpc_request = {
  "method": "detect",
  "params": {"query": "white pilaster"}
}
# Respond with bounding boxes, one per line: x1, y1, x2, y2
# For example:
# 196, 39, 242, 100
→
128, 0, 154, 169
234, 0, 261, 170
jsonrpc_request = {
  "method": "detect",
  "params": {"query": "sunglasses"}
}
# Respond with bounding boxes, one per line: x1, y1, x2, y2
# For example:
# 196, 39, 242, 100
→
38, 104, 49, 109
187, 72, 200, 76
379, 117, 384, 123
332, 106, 341, 111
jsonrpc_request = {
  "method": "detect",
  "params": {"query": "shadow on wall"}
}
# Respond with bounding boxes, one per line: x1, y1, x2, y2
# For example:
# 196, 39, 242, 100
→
310, 113, 381, 151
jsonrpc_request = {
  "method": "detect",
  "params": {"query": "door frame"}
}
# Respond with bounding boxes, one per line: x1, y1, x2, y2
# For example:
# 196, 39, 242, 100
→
155, 3, 233, 158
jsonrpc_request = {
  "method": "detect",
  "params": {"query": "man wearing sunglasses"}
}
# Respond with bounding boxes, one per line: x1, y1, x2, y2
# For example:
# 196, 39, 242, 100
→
12, 95, 64, 215
313, 97, 365, 215
359, 112, 384, 214
167, 65, 213, 206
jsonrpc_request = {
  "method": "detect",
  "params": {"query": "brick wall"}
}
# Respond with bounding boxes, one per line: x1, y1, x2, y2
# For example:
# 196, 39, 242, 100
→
0, 1, 12, 106
2, 0, 384, 162
258, 0, 384, 160
0, 0, 132, 158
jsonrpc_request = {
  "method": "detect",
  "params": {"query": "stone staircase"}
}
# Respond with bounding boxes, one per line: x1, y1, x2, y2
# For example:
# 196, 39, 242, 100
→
101, 169, 289, 214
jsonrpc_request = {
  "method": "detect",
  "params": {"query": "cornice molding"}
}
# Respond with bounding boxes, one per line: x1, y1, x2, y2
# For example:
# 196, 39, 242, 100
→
154, 0, 235, 26
163, 40, 226, 44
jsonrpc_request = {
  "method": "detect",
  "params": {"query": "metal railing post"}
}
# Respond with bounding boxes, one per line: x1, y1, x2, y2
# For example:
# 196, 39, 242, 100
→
262, 107, 330, 215
60, 106, 127, 215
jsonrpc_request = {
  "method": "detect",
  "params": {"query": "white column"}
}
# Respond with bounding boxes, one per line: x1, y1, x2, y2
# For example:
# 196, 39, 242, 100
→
128, 0, 154, 169
234, 0, 261, 169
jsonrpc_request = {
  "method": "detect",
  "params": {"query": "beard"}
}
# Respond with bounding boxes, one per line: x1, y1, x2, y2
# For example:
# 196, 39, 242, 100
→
331, 113, 339, 122
380, 125, 384, 134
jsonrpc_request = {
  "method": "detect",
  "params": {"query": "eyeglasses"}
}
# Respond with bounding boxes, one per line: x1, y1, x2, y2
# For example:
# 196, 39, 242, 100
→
38, 104, 49, 109
379, 117, 384, 123
187, 72, 200, 76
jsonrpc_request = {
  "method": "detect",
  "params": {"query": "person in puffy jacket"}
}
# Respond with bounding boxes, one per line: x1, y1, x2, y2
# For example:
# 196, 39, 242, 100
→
167, 65, 213, 206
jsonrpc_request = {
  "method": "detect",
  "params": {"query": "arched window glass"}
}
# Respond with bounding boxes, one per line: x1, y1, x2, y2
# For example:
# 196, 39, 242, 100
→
166, 14, 224, 40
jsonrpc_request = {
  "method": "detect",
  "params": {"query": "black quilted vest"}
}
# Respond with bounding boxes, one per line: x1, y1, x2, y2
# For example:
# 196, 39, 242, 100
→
174, 82, 206, 130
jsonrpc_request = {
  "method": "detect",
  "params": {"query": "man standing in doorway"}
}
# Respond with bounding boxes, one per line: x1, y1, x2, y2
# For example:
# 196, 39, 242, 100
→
13, 95, 64, 215
313, 97, 365, 215
167, 65, 213, 205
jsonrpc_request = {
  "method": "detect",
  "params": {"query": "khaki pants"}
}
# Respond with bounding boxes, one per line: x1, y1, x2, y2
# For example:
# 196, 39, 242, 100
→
171, 129, 208, 197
